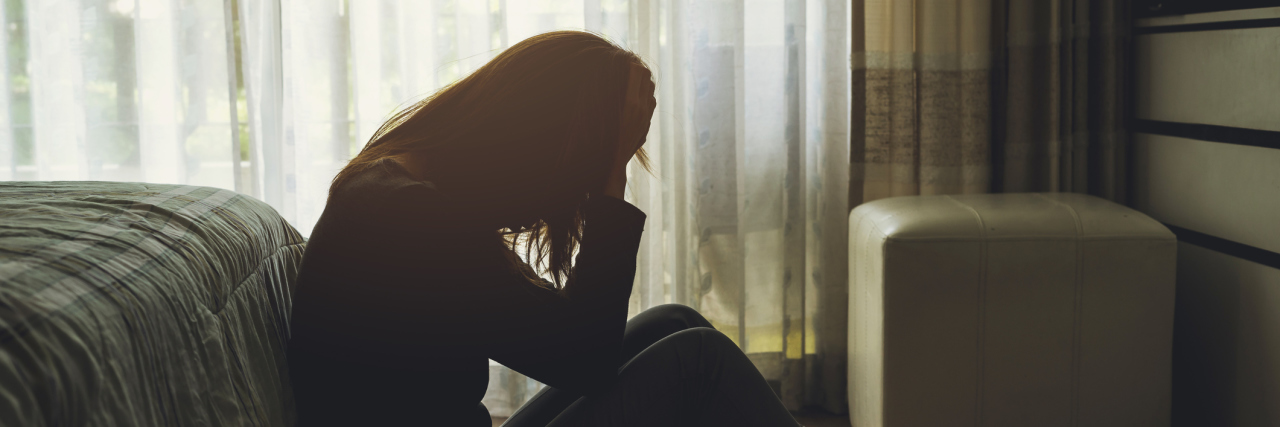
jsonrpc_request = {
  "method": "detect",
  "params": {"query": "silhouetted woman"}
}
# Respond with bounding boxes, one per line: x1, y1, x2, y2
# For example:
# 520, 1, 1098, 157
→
287, 31, 802, 426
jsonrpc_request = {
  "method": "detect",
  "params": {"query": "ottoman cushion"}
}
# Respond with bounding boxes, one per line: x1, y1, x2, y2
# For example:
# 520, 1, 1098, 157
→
848, 193, 1176, 427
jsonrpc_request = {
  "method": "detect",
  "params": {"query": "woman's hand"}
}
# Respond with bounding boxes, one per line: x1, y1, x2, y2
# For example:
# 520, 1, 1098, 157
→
602, 63, 656, 200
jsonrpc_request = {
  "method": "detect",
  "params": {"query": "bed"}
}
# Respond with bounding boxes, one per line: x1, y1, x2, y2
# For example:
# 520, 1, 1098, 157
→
0, 182, 305, 426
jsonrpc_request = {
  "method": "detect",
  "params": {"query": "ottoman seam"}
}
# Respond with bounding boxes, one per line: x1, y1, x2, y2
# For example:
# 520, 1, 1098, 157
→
943, 195, 988, 427
1035, 193, 1086, 427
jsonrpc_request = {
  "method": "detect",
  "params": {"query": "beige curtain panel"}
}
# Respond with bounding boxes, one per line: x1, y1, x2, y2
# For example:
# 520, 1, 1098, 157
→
852, 0, 995, 204
850, 0, 1130, 207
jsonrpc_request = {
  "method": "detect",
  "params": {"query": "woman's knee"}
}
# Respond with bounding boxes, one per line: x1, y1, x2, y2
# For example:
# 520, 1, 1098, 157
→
656, 327, 738, 359
622, 305, 716, 361
671, 326, 732, 345
636, 304, 712, 329
635, 327, 738, 377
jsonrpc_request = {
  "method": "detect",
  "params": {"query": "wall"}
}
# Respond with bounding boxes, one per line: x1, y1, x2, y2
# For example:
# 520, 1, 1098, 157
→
1131, 6, 1280, 426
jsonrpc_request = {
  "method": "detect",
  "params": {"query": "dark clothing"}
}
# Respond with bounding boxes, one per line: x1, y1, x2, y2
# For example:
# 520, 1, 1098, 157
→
504, 305, 802, 427
502, 304, 717, 426
287, 158, 646, 426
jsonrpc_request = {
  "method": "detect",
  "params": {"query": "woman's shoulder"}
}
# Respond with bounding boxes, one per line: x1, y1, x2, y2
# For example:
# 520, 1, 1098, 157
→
338, 157, 438, 199
335, 157, 423, 193
326, 158, 449, 223
329, 157, 507, 233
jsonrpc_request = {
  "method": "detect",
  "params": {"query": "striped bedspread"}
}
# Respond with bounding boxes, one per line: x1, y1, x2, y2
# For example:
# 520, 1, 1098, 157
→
0, 182, 305, 426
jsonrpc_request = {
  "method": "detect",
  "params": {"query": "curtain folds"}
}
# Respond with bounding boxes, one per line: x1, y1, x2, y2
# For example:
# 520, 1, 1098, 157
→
850, 0, 1129, 207
1, 0, 237, 187
851, 0, 994, 204
0, 0, 852, 417
994, 0, 1129, 201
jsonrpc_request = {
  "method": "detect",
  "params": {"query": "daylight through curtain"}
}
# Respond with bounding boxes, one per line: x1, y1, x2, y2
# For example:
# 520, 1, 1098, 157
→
0, 0, 851, 416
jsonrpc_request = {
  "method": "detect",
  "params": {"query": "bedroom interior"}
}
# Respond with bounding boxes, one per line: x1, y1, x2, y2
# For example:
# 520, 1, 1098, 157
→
0, 0, 1277, 426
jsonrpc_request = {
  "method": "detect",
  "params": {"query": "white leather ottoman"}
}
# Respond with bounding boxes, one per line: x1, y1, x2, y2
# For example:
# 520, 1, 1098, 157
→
847, 193, 1177, 427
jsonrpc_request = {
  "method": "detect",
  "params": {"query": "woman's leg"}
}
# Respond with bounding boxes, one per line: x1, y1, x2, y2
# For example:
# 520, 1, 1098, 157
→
503, 304, 713, 427
619, 303, 716, 362
546, 327, 801, 427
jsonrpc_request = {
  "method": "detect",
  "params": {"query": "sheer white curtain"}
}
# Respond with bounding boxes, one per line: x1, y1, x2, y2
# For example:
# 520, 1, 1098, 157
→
1, 0, 237, 186
1, 0, 850, 416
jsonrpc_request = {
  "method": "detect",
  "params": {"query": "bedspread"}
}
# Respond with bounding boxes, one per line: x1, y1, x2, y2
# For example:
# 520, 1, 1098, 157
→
0, 182, 305, 426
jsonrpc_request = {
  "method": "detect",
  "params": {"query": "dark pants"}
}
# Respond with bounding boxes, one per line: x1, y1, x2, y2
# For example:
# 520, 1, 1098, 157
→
501, 304, 801, 427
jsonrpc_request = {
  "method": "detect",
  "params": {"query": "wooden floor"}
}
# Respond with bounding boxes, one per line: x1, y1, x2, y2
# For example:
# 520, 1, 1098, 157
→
492, 410, 850, 426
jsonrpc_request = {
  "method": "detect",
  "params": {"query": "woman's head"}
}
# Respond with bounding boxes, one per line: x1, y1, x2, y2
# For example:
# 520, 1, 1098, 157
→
333, 31, 653, 287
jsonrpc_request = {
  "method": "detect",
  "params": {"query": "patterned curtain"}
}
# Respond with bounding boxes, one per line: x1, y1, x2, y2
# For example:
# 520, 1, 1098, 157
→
850, 0, 1129, 206
851, 0, 995, 205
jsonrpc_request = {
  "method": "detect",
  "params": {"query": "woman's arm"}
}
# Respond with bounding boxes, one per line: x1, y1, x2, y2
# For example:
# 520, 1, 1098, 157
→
483, 194, 645, 394
387, 183, 645, 395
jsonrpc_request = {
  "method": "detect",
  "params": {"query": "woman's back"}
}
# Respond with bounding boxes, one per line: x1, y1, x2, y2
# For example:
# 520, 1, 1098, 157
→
288, 158, 496, 425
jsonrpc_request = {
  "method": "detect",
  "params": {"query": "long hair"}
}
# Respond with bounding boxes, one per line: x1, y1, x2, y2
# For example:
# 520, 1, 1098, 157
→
331, 31, 651, 288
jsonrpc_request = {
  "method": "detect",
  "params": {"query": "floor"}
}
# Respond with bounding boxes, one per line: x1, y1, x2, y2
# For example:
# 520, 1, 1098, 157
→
492, 409, 850, 426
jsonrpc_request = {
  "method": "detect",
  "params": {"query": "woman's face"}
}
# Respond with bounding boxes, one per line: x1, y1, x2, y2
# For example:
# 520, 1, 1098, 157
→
620, 61, 657, 160
630, 62, 657, 108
